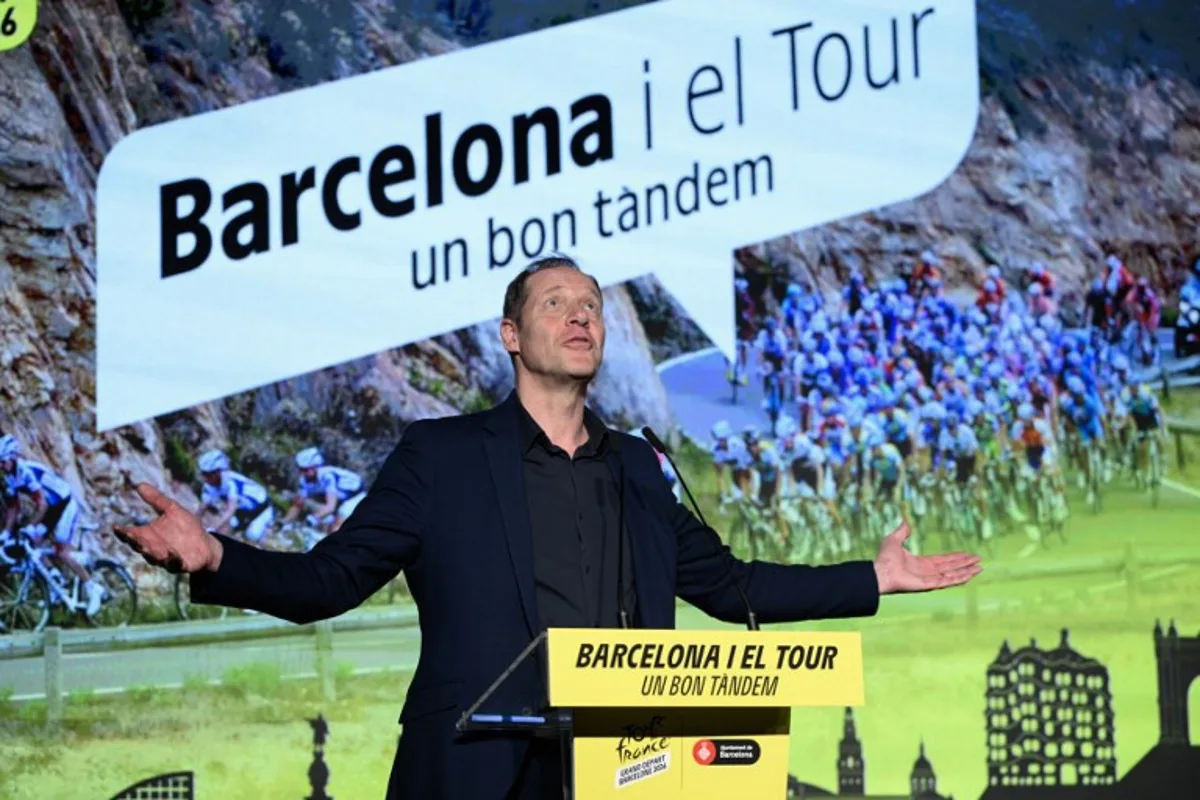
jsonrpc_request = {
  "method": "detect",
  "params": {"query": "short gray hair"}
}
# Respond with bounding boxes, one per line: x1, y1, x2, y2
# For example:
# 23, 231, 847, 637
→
501, 254, 600, 325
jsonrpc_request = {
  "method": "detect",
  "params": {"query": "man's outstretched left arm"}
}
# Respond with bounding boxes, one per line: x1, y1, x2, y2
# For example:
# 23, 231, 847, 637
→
670, 493, 881, 625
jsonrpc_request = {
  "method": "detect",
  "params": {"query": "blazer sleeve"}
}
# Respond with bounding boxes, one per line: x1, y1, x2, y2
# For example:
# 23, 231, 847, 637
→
188, 421, 433, 624
647, 447, 879, 624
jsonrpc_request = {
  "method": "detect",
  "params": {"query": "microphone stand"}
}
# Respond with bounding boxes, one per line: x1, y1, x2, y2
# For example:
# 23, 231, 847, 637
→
641, 426, 759, 631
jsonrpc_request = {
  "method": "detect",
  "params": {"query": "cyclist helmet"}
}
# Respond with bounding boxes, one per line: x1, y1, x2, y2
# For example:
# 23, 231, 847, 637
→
711, 420, 732, 440
742, 424, 760, 444
197, 449, 230, 473
295, 447, 325, 469
1018, 403, 1035, 420
0, 434, 19, 460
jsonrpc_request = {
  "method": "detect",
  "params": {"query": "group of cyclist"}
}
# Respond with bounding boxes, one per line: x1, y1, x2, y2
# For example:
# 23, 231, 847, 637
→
195, 445, 367, 546
0, 428, 370, 614
1, 248, 1186, 615
1081, 253, 1166, 365
718, 250, 1174, 561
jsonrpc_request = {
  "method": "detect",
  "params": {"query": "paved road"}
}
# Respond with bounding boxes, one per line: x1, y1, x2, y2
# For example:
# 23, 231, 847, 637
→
2, 624, 421, 701
658, 330, 1183, 444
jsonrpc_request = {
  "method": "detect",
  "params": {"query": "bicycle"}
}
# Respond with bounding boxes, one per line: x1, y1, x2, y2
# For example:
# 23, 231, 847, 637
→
0, 524, 137, 633
1085, 440, 1104, 513
1134, 432, 1165, 508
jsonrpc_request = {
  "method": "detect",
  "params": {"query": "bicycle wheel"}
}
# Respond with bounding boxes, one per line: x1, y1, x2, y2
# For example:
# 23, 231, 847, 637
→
174, 572, 229, 621
85, 561, 138, 628
0, 568, 51, 632
1149, 438, 1162, 508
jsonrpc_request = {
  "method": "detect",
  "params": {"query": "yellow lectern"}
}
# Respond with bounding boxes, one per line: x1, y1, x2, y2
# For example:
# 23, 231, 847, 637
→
457, 627, 864, 800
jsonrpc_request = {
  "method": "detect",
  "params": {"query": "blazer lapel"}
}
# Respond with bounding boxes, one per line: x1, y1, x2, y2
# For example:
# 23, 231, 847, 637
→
482, 393, 539, 637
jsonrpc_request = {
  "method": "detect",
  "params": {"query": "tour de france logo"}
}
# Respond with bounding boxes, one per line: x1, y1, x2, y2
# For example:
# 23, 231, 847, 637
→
0, 0, 37, 51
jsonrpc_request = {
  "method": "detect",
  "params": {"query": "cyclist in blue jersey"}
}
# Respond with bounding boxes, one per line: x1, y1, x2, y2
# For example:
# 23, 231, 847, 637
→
1126, 384, 1165, 482
756, 318, 789, 401
939, 413, 990, 538
745, 431, 781, 508
197, 449, 275, 544
284, 447, 367, 533
1063, 377, 1105, 502
0, 434, 104, 614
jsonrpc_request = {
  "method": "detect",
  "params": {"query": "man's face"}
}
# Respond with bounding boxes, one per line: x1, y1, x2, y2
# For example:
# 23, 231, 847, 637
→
202, 470, 221, 486
502, 267, 605, 382
0, 457, 14, 474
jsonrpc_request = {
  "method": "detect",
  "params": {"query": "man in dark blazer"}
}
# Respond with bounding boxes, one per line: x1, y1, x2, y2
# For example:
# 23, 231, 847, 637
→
114, 255, 981, 800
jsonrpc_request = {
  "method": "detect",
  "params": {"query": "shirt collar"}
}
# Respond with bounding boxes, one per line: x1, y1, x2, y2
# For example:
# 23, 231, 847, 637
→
516, 397, 609, 456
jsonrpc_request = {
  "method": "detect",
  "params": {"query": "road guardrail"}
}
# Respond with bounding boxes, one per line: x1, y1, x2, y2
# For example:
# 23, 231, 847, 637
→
0, 604, 418, 660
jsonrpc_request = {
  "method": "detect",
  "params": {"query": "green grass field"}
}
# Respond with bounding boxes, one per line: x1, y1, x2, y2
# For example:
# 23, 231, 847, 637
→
3, 409, 1199, 800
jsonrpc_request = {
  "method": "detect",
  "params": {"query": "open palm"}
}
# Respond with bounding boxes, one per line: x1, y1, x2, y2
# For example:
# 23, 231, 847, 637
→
873, 523, 981, 595
113, 484, 219, 574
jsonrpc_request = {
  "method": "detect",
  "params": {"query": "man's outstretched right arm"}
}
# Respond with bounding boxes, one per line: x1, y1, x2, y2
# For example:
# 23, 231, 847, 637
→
188, 423, 432, 623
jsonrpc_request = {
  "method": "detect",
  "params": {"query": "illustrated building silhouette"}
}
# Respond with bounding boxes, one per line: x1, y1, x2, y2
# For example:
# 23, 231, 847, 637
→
839, 707, 865, 795
979, 621, 1200, 799
107, 771, 194, 800
1155, 619, 1200, 745
983, 629, 1116, 791
787, 707, 952, 799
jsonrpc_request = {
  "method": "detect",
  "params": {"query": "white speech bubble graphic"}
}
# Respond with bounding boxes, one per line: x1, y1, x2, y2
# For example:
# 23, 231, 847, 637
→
96, 0, 979, 431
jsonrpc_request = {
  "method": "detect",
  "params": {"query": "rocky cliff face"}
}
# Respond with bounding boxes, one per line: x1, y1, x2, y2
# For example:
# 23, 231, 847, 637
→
1, 0, 1198, 588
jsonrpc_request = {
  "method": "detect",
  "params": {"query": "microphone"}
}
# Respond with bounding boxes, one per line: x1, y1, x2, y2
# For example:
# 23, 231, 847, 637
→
605, 435, 631, 629
640, 427, 759, 631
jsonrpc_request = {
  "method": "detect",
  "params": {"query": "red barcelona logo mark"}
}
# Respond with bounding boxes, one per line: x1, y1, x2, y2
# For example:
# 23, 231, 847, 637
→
692, 739, 716, 765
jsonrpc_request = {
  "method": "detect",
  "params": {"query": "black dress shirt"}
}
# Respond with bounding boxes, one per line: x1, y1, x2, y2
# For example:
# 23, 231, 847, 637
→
517, 401, 636, 630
